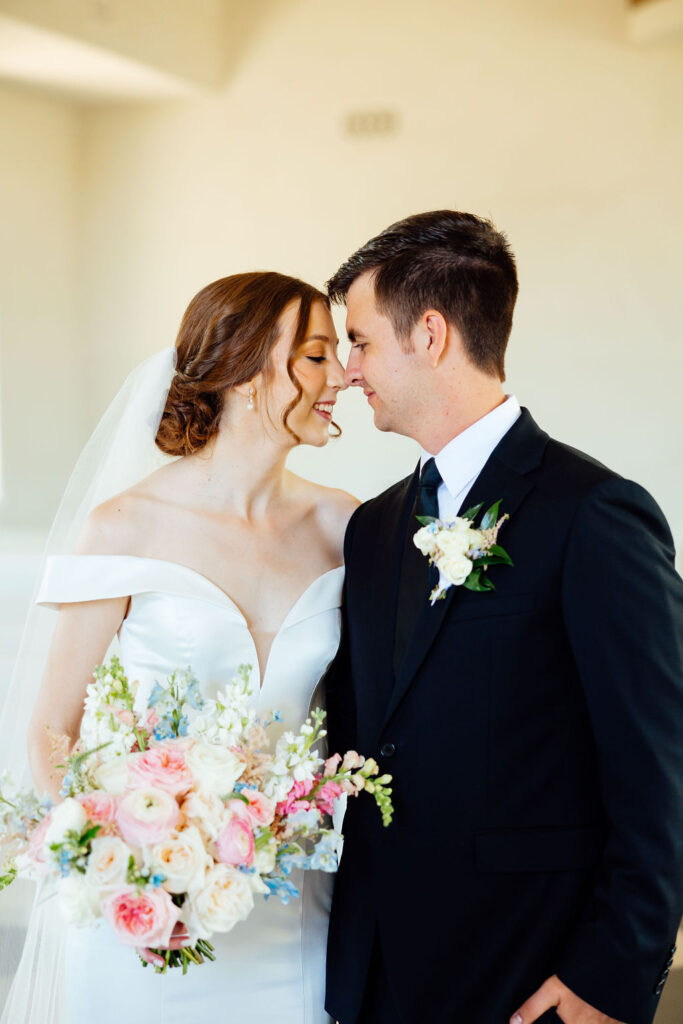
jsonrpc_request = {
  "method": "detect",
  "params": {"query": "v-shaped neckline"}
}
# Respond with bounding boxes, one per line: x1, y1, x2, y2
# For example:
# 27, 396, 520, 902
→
65, 554, 344, 690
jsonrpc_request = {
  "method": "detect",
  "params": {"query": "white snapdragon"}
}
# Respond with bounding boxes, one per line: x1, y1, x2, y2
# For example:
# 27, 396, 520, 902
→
58, 874, 102, 926
44, 798, 86, 846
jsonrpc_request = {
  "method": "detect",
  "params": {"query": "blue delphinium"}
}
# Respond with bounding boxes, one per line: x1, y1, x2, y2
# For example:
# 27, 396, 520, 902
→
263, 876, 300, 904
309, 832, 340, 873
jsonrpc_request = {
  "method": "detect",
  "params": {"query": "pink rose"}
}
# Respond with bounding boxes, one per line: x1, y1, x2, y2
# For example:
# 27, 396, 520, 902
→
115, 787, 180, 847
77, 791, 117, 828
276, 779, 315, 817
128, 744, 193, 796
24, 815, 52, 876
241, 789, 275, 828
101, 885, 181, 947
314, 781, 344, 817
215, 812, 255, 868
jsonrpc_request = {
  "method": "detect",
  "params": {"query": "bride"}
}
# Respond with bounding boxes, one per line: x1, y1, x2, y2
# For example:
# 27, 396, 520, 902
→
8, 271, 357, 1023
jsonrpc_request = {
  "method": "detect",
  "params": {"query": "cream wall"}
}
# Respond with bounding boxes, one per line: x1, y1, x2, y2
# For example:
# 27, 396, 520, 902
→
0, 83, 85, 528
75, 0, 683, 548
0, 0, 681, 541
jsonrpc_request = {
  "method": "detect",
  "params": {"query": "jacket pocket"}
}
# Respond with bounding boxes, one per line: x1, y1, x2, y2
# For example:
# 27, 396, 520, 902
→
474, 824, 604, 873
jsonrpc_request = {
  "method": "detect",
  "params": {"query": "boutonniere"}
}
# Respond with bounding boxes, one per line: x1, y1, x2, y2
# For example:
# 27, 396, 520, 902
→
413, 500, 513, 605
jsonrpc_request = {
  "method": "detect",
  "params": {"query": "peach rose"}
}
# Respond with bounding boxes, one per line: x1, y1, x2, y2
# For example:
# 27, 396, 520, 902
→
76, 791, 117, 828
128, 744, 193, 797
241, 789, 275, 828
101, 885, 181, 947
146, 826, 211, 894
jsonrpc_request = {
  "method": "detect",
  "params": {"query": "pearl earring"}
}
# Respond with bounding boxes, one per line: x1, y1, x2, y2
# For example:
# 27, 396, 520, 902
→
247, 386, 255, 411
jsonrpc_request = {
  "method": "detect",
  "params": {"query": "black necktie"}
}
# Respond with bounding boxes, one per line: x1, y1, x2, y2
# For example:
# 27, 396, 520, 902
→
393, 458, 443, 675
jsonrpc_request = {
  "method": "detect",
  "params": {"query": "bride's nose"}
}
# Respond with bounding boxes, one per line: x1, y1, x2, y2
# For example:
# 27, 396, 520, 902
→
328, 355, 348, 391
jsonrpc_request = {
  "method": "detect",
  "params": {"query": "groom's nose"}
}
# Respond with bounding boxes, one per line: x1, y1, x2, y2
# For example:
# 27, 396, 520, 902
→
344, 349, 364, 388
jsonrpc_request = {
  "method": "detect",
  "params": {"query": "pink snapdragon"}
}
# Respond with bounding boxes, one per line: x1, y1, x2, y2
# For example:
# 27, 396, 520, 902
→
323, 753, 342, 777
276, 779, 315, 817
101, 885, 181, 947
314, 781, 344, 816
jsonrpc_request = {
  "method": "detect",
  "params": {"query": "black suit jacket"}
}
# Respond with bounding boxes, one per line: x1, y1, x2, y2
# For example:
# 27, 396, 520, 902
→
324, 409, 683, 1024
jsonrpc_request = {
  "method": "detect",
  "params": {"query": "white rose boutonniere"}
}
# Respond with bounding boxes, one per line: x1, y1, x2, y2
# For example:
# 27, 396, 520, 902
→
413, 500, 513, 605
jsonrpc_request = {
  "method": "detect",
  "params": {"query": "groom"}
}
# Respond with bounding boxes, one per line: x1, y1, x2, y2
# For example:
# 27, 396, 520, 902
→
323, 211, 683, 1024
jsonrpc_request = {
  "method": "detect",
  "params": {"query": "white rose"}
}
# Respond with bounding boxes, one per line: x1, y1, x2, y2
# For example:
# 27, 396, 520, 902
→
58, 873, 102, 926
146, 825, 211, 894
436, 549, 473, 587
434, 526, 479, 586
44, 798, 87, 846
86, 837, 131, 891
253, 840, 277, 876
180, 790, 228, 842
181, 864, 254, 939
413, 524, 439, 557
434, 523, 478, 560
185, 743, 245, 796
94, 757, 130, 795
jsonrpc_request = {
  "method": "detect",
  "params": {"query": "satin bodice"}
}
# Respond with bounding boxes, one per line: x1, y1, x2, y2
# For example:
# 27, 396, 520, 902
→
36, 553, 344, 1024
38, 555, 344, 730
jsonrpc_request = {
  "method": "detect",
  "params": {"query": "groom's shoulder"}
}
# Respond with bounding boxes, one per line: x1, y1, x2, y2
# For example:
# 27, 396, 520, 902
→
355, 472, 416, 521
540, 435, 618, 491
536, 432, 666, 528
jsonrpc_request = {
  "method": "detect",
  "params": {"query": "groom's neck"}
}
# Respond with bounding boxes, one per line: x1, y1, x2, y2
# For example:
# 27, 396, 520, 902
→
411, 377, 507, 456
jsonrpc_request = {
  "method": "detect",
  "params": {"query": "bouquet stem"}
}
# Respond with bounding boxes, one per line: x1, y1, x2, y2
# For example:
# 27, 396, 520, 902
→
140, 939, 216, 973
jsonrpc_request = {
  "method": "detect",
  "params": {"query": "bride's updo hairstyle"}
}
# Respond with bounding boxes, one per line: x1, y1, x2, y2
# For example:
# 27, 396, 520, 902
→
156, 271, 332, 456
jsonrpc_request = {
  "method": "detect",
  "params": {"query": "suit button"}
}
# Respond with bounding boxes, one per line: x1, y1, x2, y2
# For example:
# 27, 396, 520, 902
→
380, 742, 396, 758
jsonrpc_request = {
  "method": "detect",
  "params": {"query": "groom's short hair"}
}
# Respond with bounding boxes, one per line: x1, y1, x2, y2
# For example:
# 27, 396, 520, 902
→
327, 210, 518, 379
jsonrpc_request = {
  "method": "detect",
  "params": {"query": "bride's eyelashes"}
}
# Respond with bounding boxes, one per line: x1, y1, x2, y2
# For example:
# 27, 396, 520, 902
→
306, 356, 326, 364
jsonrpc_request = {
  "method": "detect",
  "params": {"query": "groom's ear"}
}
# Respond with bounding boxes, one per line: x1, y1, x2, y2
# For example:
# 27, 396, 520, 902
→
420, 310, 449, 368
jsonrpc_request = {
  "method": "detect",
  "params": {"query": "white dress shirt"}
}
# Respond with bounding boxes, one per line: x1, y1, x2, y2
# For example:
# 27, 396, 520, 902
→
420, 396, 521, 520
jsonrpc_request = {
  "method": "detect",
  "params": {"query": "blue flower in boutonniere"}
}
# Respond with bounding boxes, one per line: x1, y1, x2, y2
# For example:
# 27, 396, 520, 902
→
413, 500, 513, 605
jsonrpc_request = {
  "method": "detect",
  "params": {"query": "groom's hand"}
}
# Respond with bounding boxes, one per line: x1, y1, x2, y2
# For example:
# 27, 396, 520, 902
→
510, 975, 621, 1023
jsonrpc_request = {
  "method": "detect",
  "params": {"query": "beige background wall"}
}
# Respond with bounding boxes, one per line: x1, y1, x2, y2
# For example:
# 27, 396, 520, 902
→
0, 84, 84, 526
0, 1, 682, 1016
2, 0, 681, 539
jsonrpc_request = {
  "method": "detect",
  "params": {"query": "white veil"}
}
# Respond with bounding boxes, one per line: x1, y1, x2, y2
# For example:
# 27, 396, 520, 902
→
0, 347, 177, 1024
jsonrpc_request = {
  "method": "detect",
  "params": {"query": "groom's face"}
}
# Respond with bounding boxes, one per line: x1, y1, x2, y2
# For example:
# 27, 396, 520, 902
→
344, 272, 420, 436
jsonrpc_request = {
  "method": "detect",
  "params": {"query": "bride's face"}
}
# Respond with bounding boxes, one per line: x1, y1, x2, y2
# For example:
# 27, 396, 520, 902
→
265, 300, 346, 447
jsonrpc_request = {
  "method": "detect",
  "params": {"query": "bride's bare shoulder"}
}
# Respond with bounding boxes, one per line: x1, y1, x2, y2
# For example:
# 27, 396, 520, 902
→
74, 462, 182, 555
290, 475, 360, 559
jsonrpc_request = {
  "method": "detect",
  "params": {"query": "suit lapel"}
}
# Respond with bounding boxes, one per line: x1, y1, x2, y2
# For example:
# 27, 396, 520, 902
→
361, 469, 418, 722
380, 409, 548, 732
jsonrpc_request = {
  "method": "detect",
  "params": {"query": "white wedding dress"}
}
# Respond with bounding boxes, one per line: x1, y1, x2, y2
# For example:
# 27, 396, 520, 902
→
36, 554, 344, 1024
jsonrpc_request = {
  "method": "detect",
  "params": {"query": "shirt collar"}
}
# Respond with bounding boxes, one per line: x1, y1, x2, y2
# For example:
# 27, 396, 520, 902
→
420, 395, 521, 500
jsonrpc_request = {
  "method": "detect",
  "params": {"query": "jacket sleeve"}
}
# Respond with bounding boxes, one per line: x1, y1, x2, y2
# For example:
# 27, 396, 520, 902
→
321, 506, 360, 758
555, 476, 683, 1024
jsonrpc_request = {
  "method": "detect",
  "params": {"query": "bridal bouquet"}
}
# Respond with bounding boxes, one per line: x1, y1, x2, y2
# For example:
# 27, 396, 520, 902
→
0, 658, 392, 973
